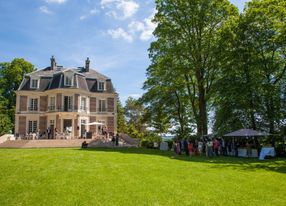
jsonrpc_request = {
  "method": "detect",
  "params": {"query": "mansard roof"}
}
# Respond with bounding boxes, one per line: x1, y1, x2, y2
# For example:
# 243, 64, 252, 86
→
18, 66, 115, 93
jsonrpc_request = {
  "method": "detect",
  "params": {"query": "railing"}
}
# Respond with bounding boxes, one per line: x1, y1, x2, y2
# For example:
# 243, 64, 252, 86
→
28, 107, 38, 112
48, 105, 56, 111
80, 106, 88, 111
97, 107, 107, 113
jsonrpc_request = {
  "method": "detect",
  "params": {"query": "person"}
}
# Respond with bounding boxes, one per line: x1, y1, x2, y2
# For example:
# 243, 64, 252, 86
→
46, 127, 50, 139
198, 140, 203, 155
81, 141, 88, 148
206, 139, 213, 157
115, 133, 119, 146
183, 139, 189, 156
188, 141, 193, 156
176, 140, 181, 155
213, 138, 220, 156
111, 134, 115, 147
246, 141, 252, 158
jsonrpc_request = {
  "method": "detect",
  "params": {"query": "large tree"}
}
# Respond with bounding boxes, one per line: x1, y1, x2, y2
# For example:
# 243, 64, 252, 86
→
0, 58, 34, 133
213, 0, 286, 135
144, 0, 238, 136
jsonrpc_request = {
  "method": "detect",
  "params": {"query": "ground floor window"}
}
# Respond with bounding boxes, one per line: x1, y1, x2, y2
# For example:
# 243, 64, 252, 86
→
28, 120, 37, 133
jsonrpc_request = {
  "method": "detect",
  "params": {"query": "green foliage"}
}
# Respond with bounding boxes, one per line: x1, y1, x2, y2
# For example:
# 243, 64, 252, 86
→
143, 0, 239, 137
140, 132, 162, 148
0, 114, 13, 136
116, 99, 127, 134
213, 0, 286, 135
0, 58, 34, 133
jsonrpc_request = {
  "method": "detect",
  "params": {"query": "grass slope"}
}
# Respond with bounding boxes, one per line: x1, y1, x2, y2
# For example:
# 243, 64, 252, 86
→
0, 148, 285, 206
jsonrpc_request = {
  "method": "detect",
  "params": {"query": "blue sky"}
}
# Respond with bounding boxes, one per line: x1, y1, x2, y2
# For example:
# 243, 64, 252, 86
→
0, 0, 249, 103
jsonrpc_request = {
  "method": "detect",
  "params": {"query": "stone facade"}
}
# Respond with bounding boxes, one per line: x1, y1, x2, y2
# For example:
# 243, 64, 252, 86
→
15, 57, 117, 139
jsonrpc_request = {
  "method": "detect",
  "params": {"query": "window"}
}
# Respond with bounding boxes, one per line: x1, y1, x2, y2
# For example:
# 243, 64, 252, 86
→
49, 96, 55, 111
31, 79, 39, 89
64, 96, 72, 111
98, 99, 106, 112
64, 74, 73, 86
81, 97, 86, 111
98, 81, 105, 91
29, 98, 38, 111
50, 120, 55, 126
28, 120, 37, 133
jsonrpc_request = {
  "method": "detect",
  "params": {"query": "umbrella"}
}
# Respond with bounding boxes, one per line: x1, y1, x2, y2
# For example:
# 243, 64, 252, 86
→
85, 122, 105, 126
223, 129, 270, 137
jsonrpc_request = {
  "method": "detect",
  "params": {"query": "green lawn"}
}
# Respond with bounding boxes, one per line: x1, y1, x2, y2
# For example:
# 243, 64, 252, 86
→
0, 148, 285, 206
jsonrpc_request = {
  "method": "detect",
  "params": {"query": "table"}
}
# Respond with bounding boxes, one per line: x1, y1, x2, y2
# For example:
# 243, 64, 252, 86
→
238, 148, 258, 157
259, 147, 275, 160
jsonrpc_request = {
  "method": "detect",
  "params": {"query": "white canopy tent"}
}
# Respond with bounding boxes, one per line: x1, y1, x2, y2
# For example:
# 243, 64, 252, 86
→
84, 122, 105, 126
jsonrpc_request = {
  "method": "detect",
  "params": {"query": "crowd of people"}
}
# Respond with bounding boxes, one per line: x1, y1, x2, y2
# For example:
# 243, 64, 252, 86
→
173, 138, 258, 157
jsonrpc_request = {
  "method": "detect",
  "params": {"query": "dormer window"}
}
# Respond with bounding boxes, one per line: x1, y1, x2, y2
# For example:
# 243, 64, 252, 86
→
64, 73, 73, 86
30, 78, 39, 89
98, 81, 105, 91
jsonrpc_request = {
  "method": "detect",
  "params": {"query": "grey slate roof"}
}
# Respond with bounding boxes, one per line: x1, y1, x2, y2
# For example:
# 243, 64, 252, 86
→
18, 66, 115, 93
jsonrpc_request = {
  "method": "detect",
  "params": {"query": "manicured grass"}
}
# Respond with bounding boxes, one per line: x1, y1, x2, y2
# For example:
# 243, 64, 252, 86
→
0, 148, 285, 206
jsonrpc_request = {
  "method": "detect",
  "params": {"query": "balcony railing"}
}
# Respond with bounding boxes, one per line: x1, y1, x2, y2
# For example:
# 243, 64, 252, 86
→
97, 107, 107, 113
28, 107, 38, 112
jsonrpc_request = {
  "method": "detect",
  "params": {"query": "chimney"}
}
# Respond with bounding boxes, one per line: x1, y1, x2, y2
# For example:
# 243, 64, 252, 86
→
85, 57, 90, 72
50, 55, 57, 70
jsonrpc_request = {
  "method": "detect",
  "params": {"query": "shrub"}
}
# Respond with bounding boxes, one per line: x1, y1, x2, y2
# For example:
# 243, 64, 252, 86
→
140, 133, 162, 148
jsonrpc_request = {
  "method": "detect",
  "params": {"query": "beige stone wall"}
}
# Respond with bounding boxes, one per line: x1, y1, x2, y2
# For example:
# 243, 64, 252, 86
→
89, 116, 96, 132
18, 116, 26, 134
74, 118, 79, 137
15, 89, 117, 137
107, 116, 114, 134
19, 96, 27, 112
56, 114, 61, 132
90, 97, 96, 112
57, 93, 62, 110
107, 98, 114, 112
39, 116, 47, 132
74, 94, 79, 110
40, 96, 48, 112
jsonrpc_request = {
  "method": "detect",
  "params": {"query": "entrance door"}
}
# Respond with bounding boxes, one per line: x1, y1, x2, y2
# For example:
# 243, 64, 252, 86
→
63, 119, 72, 138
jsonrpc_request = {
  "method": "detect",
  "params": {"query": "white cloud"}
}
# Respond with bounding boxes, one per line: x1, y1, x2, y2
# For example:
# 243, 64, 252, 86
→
100, 0, 139, 20
107, 28, 133, 43
128, 10, 156, 41
46, 0, 67, 4
139, 11, 157, 41
80, 7, 99, 20
39, 6, 53, 14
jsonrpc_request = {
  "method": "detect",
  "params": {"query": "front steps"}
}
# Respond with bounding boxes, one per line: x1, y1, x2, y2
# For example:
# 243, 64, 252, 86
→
0, 139, 93, 148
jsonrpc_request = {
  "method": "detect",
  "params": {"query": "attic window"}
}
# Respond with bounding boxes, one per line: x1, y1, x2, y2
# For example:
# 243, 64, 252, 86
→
30, 78, 39, 89
64, 73, 73, 86
98, 81, 105, 91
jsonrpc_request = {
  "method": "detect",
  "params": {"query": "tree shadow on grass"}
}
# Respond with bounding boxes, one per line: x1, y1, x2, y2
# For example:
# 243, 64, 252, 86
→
78, 147, 286, 174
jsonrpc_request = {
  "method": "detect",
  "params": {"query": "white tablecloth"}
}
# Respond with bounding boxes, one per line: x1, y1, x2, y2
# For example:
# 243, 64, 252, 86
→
259, 147, 275, 160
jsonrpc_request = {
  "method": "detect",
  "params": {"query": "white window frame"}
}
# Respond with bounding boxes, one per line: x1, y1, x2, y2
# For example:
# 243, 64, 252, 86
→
80, 96, 87, 111
63, 95, 73, 111
98, 99, 107, 112
98, 81, 105, 91
49, 96, 56, 111
30, 78, 39, 89
29, 98, 38, 111
64, 73, 73, 86
28, 120, 37, 133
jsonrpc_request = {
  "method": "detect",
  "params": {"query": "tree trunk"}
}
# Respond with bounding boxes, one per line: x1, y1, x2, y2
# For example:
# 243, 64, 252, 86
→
196, 69, 208, 137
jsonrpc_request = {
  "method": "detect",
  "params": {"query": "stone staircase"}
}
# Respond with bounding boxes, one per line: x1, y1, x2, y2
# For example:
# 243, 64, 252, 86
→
0, 139, 93, 148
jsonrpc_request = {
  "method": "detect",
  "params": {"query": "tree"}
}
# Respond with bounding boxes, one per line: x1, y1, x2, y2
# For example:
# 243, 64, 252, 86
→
0, 58, 34, 133
144, 0, 238, 137
117, 98, 127, 134
213, 0, 286, 135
